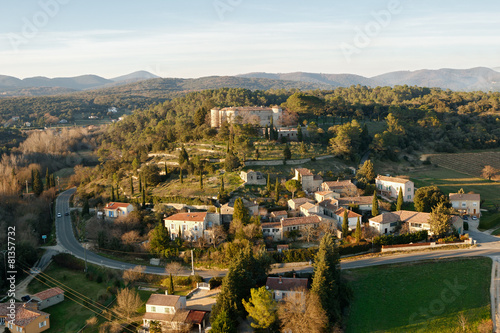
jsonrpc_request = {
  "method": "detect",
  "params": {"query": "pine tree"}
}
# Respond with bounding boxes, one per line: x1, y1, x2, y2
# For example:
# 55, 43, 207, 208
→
242, 287, 278, 330
274, 177, 280, 203
130, 177, 134, 195
372, 192, 379, 217
396, 187, 403, 211
33, 169, 43, 196
342, 209, 349, 238
355, 217, 362, 243
311, 233, 342, 324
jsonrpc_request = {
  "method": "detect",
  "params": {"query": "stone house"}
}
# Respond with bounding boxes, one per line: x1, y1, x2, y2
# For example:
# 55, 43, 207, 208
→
449, 193, 481, 217
293, 168, 323, 192
375, 175, 414, 202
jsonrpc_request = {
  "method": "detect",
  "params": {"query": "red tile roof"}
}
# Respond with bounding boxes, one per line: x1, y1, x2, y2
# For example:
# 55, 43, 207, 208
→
370, 210, 431, 225
105, 202, 131, 209
266, 277, 308, 291
334, 207, 362, 218
296, 168, 313, 176
282, 215, 321, 227
323, 180, 355, 189
0, 304, 49, 327
338, 196, 373, 206
449, 193, 480, 201
164, 212, 207, 222
186, 310, 208, 325
32, 287, 64, 301
262, 222, 281, 228
270, 210, 287, 218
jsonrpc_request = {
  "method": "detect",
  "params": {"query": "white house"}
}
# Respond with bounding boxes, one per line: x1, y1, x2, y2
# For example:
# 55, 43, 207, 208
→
321, 180, 358, 197
293, 168, 323, 192
164, 212, 221, 242
299, 202, 321, 216
314, 190, 339, 203
375, 175, 414, 202
104, 202, 134, 218
265, 276, 308, 301
287, 197, 314, 211
262, 215, 322, 241
240, 170, 267, 185
334, 207, 362, 230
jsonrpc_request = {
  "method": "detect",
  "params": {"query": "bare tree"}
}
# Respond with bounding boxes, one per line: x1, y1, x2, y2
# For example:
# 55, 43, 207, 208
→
165, 262, 183, 276
362, 224, 379, 240
212, 225, 227, 247
301, 224, 318, 243
121, 230, 140, 245
123, 265, 146, 285
114, 288, 142, 320
278, 290, 328, 333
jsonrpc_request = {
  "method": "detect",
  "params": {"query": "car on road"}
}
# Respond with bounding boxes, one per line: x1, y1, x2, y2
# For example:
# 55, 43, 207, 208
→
65, 212, 69, 216
57, 213, 62, 218
472, 216, 478, 220
462, 215, 469, 220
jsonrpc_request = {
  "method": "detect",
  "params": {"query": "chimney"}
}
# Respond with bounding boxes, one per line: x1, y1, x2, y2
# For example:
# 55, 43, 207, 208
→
279, 276, 282, 284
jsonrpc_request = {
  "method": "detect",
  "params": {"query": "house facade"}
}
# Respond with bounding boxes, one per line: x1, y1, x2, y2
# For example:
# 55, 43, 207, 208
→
104, 202, 134, 218
314, 190, 339, 203
265, 276, 308, 301
293, 168, 323, 192
375, 175, 414, 202
321, 180, 358, 197
336, 196, 374, 212
287, 197, 314, 211
240, 170, 267, 185
31, 287, 64, 310
0, 302, 50, 333
334, 207, 362, 230
164, 212, 221, 242
211, 106, 282, 128
262, 215, 322, 241
449, 193, 481, 217
269, 210, 288, 222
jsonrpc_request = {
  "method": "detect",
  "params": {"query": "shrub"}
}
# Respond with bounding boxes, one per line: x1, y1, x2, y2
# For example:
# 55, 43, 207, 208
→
53, 253, 85, 271
339, 242, 372, 256
373, 230, 428, 246
209, 276, 223, 289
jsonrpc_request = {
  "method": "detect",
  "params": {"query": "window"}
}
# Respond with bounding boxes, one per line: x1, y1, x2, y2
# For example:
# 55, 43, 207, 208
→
183, 225, 187, 230
165, 307, 172, 314
473, 202, 477, 206
462, 202, 466, 207
390, 222, 397, 227
151, 306, 156, 312
39, 321, 47, 328
194, 225, 198, 231
408, 188, 412, 192
171, 224, 175, 230
407, 195, 411, 200
16, 327, 22, 332
263, 229, 270, 233
411, 223, 422, 228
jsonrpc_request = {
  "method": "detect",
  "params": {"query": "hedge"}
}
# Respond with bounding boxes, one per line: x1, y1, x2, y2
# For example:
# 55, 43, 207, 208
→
373, 230, 428, 246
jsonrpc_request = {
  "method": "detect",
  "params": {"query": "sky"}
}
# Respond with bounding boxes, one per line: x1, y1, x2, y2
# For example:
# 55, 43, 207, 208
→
0, 0, 499, 79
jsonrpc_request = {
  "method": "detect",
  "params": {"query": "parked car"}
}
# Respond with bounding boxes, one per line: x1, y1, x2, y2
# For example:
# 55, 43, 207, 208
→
21, 295, 31, 302
462, 215, 469, 220
472, 216, 478, 220
57, 213, 62, 218
65, 212, 69, 216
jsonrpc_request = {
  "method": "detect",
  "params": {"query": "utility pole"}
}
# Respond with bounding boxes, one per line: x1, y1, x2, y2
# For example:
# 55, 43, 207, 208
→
191, 250, 195, 276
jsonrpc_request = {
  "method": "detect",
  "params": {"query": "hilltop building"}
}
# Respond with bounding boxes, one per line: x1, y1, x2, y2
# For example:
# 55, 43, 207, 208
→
210, 106, 282, 128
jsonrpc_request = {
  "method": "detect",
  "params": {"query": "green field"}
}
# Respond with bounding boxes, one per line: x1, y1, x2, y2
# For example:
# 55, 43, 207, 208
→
344, 257, 492, 333
410, 166, 500, 210
28, 262, 122, 332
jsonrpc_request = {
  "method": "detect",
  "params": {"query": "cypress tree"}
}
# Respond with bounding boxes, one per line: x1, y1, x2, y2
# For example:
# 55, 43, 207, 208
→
266, 174, 271, 193
274, 177, 280, 203
142, 187, 146, 208
220, 175, 225, 194
45, 168, 50, 190
111, 185, 115, 201
372, 193, 379, 217
130, 177, 134, 195
33, 169, 43, 196
168, 273, 175, 295
342, 209, 349, 238
297, 125, 303, 142
180, 168, 183, 184
139, 177, 142, 193
264, 126, 269, 140
31, 168, 34, 186
200, 171, 203, 189
396, 187, 403, 211
355, 217, 362, 243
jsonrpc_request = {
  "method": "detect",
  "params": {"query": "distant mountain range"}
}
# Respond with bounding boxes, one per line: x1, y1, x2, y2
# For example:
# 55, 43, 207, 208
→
1, 67, 500, 97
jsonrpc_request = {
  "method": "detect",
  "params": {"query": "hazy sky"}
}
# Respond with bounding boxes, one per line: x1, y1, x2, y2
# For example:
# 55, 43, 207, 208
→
1, 0, 499, 78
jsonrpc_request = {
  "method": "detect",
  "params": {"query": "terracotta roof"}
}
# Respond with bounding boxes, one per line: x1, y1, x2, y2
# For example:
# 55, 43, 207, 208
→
300, 202, 316, 210
334, 207, 362, 218
0, 302, 23, 316
32, 287, 64, 301
296, 168, 313, 176
143, 309, 190, 323
146, 294, 181, 307
449, 193, 480, 201
1, 305, 49, 327
318, 199, 338, 210
288, 198, 314, 205
164, 212, 207, 222
270, 210, 287, 217
338, 196, 373, 206
186, 310, 208, 325
322, 180, 355, 189
282, 215, 321, 227
376, 175, 412, 184
370, 210, 431, 225
266, 277, 308, 291
315, 191, 333, 196
262, 222, 281, 228
105, 202, 131, 209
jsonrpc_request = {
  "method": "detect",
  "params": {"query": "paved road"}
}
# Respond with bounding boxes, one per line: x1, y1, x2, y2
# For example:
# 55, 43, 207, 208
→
55, 188, 500, 277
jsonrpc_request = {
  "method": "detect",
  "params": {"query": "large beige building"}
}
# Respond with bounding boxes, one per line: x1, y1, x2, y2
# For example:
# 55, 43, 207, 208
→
375, 175, 414, 202
210, 106, 282, 128
164, 212, 221, 243
449, 193, 481, 217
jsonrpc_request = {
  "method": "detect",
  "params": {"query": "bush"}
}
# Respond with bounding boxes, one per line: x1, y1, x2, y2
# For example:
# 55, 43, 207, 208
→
339, 242, 372, 256
209, 276, 223, 289
373, 230, 428, 246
